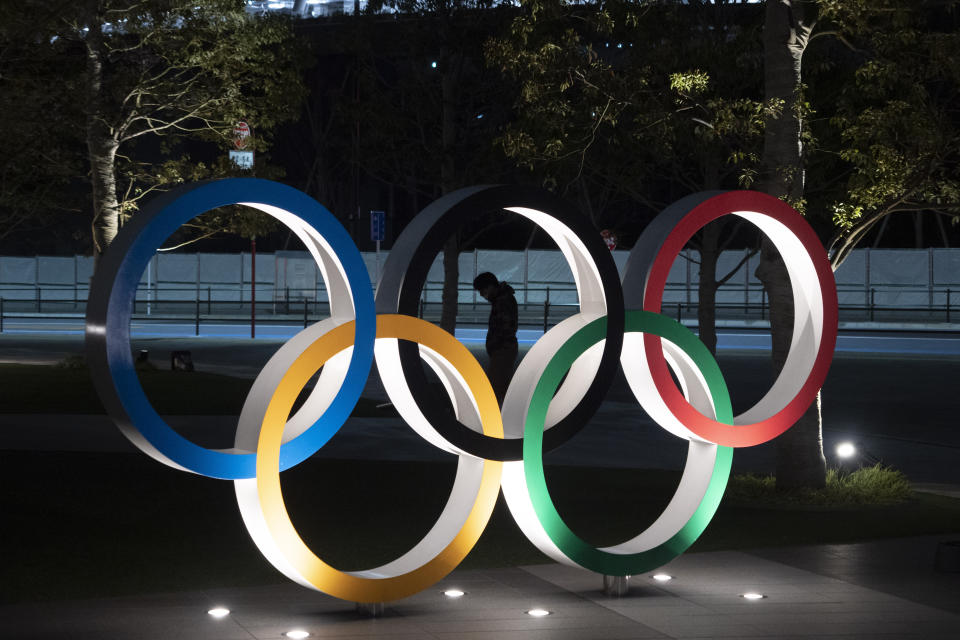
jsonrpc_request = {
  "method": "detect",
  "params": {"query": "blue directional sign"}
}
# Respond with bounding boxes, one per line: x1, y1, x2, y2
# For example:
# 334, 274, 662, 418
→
370, 210, 386, 242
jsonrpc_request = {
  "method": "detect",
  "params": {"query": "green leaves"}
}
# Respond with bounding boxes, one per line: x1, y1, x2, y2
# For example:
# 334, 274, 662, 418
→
1, 0, 307, 252
816, 0, 960, 264
486, 0, 768, 230
669, 70, 710, 96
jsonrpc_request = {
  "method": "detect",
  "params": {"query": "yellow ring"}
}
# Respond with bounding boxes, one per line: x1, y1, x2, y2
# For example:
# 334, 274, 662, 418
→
255, 314, 503, 602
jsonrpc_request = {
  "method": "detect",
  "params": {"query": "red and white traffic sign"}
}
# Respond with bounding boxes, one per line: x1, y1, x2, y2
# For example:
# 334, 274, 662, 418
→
233, 121, 251, 150
600, 229, 617, 251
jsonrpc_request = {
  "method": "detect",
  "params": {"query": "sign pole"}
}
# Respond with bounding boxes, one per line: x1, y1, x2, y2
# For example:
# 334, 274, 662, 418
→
370, 210, 385, 288
251, 237, 256, 339
146, 256, 152, 316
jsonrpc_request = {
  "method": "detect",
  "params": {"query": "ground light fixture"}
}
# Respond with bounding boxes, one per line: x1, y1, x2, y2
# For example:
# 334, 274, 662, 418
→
652, 573, 673, 582
206, 608, 230, 618
741, 593, 766, 600
443, 589, 465, 598
284, 631, 310, 639
526, 608, 551, 617
836, 441, 857, 459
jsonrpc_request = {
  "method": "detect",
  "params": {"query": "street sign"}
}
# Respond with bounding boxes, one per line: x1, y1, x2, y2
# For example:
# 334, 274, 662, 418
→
370, 210, 385, 242
229, 150, 254, 169
233, 121, 251, 150
600, 229, 617, 251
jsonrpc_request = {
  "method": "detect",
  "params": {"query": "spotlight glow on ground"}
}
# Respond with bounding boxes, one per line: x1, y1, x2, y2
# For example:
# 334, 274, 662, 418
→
741, 593, 765, 600
206, 608, 230, 618
285, 631, 310, 639
444, 589, 465, 598
526, 609, 551, 617
652, 573, 673, 582
836, 442, 856, 459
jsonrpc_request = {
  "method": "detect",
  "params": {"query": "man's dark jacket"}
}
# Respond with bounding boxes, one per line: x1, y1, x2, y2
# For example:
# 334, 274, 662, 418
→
486, 282, 518, 354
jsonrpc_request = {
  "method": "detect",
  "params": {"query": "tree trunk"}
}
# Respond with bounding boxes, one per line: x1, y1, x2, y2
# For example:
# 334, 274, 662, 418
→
438, 45, 459, 334
85, 15, 121, 261
760, 0, 825, 490
440, 234, 459, 332
697, 221, 721, 356
89, 134, 120, 258
694, 156, 723, 355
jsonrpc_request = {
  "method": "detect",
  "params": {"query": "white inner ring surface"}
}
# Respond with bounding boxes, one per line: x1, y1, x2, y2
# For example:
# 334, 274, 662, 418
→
233, 204, 359, 453
501, 335, 720, 567
621, 210, 824, 441
375, 206, 610, 456
234, 338, 492, 585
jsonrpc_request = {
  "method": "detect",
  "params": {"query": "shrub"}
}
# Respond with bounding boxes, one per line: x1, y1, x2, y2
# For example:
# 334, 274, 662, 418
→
726, 464, 913, 507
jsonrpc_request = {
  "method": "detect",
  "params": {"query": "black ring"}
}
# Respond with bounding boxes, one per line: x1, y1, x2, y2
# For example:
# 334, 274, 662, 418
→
375, 185, 624, 461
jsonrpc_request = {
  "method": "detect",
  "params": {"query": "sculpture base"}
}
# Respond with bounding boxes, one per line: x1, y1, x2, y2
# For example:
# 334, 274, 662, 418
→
355, 601, 385, 617
602, 575, 631, 597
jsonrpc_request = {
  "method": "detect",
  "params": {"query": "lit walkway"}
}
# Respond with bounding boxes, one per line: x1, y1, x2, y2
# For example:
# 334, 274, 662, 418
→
2, 536, 957, 639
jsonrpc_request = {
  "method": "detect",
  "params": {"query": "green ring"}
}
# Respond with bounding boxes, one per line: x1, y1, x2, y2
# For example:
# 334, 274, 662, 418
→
523, 310, 734, 575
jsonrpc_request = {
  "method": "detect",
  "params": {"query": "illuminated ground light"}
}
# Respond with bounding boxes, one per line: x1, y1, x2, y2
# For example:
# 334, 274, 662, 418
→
284, 631, 310, 639
526, 608, 552, 617
652, 573, 673, 582
741, 593, 766, 600
443, 589, 466, 598
206, 608, 230, 619
836, 442, 856, 459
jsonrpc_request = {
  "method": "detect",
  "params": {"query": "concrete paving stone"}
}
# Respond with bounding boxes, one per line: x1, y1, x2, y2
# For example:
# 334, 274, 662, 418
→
417, 617, 637, 635
713, 636, 956, 640
402, 601, 607, 623
5, 540, 960, 638
605, 597, 720, 612
639, 621, 772, 638
299, 634, 430, 640
237, 618, 434, 639
606, 610, 748, 627
0, 560, 948, 640
652, 588, 855, 605
601, 602, 729, 621
697, 601, 860, 615
753, 620, 960, 638
675, 594, 891, 611
748, 536, 960, 614
743, 610, 959, 628
432, 628, 669, 640
701, 601, 939, 619
0, 606, 253, 640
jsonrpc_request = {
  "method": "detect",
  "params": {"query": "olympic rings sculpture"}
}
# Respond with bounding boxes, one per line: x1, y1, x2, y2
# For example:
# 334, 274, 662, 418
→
86, 178, 838, 604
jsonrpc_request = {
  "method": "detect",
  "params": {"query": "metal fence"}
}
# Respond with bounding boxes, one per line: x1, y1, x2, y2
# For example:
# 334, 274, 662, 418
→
0, 282, 955, 336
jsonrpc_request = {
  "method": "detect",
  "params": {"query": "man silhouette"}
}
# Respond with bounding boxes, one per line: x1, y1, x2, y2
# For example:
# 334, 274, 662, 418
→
473, 272, 518, 405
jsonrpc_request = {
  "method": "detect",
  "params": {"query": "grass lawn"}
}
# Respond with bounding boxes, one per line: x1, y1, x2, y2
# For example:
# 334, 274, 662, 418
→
0, 363, 394, 417
3, 450, 959, 604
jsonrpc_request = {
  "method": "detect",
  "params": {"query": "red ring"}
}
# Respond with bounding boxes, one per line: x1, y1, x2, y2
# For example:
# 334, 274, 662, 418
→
642, 191, 838, 447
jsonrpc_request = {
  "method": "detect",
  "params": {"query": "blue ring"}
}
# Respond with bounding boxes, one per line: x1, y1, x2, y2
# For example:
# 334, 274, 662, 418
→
94, 179, 374, 479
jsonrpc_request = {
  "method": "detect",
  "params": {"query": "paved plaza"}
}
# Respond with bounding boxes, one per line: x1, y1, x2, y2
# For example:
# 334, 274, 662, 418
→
1, 327, 958, 638
2, 536, 958, 639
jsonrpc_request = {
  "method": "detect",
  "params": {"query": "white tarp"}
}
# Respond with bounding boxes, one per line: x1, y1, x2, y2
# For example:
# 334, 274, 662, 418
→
0, 257, 35, 284
241, 252, 274, 284
37, 257, 74, 285
871, 249, 929, 306
933, 249, 960, 286
157, 254, 197, 285
1, 248, 958, 311
834, 250, 868, 306
199, 253, 242, 284
274, 252, 316, 301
